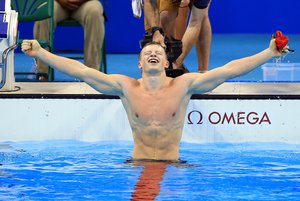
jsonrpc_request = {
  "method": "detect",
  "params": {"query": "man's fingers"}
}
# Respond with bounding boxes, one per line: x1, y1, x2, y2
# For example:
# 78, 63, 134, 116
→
21, 46, 29, 52
22, 40, 32, 47
284, 45, 295, 53
21, 43, 30, 49
280, 45, 295, 54
160, 41, 166, 49
21, 41, 32, 52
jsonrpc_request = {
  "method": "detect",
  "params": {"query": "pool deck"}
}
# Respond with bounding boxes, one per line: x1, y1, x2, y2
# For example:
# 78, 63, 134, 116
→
0, 82, 300, 97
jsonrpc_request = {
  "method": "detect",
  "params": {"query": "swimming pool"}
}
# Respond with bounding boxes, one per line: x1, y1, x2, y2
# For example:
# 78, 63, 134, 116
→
1, 141, 299, 200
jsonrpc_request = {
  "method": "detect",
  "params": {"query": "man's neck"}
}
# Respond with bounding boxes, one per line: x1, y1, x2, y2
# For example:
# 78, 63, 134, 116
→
142, 72, 167, 91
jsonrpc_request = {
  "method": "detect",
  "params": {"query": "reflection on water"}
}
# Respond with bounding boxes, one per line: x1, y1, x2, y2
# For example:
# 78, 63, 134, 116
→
127, 159, 197, 200
131, 161, 167, 201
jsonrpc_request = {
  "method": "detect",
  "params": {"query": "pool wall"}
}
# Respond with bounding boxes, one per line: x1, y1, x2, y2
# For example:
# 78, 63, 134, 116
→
0, 97, 299, 143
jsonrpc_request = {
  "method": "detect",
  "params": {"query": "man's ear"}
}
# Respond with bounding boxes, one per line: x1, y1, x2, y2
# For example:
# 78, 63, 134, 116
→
165, 60, 169, 69
138, 61, 142, 69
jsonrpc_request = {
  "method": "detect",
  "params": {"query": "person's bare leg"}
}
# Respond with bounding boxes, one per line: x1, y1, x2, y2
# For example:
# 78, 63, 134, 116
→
175, 5, 190, 40
174, 6, 208, 68
196, 14, 211, 72
160, 9, 178, 39
143, 0, 160, 28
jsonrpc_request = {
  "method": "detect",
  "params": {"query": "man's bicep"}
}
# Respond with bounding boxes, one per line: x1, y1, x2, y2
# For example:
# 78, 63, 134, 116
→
190, 67, 228, 93
83, 71, 124, 95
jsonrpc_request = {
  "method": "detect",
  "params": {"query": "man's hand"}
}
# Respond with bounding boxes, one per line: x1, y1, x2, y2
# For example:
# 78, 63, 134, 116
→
56, 0, 80, 11
152, 31, 166, 48
21, 40, 41, 57
269, 39, 290, 57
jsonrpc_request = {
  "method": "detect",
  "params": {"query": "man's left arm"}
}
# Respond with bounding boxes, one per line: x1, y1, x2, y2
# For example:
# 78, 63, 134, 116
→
188, 39, 286, 94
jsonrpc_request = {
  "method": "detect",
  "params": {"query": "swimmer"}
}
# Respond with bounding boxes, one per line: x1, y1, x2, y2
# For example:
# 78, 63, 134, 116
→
21, 37, 290, 161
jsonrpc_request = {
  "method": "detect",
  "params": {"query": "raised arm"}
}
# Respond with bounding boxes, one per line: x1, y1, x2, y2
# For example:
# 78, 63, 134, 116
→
188, 39, 288, 94
21, 40, 124, 95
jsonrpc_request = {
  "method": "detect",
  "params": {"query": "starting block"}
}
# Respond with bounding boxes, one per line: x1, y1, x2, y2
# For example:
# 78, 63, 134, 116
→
0, 0, 18, 91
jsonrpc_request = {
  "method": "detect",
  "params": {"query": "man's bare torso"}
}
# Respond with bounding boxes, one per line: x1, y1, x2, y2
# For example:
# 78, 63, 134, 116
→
120, 76, 191, 161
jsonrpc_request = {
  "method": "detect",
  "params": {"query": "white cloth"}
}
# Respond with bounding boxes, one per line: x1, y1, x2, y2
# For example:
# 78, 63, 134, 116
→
131, 0, 143, 18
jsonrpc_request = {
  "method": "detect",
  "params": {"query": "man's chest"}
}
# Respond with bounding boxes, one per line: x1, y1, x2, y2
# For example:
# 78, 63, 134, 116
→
125, 90, 184, 124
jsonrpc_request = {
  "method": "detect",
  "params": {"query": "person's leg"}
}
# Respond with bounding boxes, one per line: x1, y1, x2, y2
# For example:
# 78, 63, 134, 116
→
71, 0, 105, 71
196, 12, 211, 72
174, 0, 211, 69
159, 0, 181, 39
33, 1, 69, 79
144, 0, 161, 33
175, 4, 190, 40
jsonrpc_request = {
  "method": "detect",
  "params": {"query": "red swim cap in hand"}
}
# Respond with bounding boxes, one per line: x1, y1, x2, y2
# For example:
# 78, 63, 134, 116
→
274, 30, 289, 50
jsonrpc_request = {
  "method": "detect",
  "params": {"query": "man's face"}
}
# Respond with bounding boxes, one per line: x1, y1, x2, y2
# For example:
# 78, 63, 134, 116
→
138, 44, 169, 73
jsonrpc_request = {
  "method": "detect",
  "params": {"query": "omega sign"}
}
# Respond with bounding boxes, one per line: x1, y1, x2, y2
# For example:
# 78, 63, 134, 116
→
187, 110, 271, 125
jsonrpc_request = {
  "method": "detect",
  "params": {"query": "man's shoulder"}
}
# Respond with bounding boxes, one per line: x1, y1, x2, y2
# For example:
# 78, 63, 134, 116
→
172, 73, 199, 82
115, 74, 140, 86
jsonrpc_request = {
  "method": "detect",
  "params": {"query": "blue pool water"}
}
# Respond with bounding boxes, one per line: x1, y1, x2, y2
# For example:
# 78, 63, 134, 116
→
0, 141, 300, 200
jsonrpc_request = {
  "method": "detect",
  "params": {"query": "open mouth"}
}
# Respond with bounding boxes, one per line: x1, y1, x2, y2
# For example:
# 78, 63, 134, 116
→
148, 58, 159, 63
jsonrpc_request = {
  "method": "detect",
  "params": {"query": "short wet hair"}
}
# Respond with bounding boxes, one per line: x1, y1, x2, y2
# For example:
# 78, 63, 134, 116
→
138, 41, 167, 61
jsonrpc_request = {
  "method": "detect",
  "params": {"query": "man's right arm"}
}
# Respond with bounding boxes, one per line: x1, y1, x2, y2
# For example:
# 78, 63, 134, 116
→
21, 40, 124, 96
